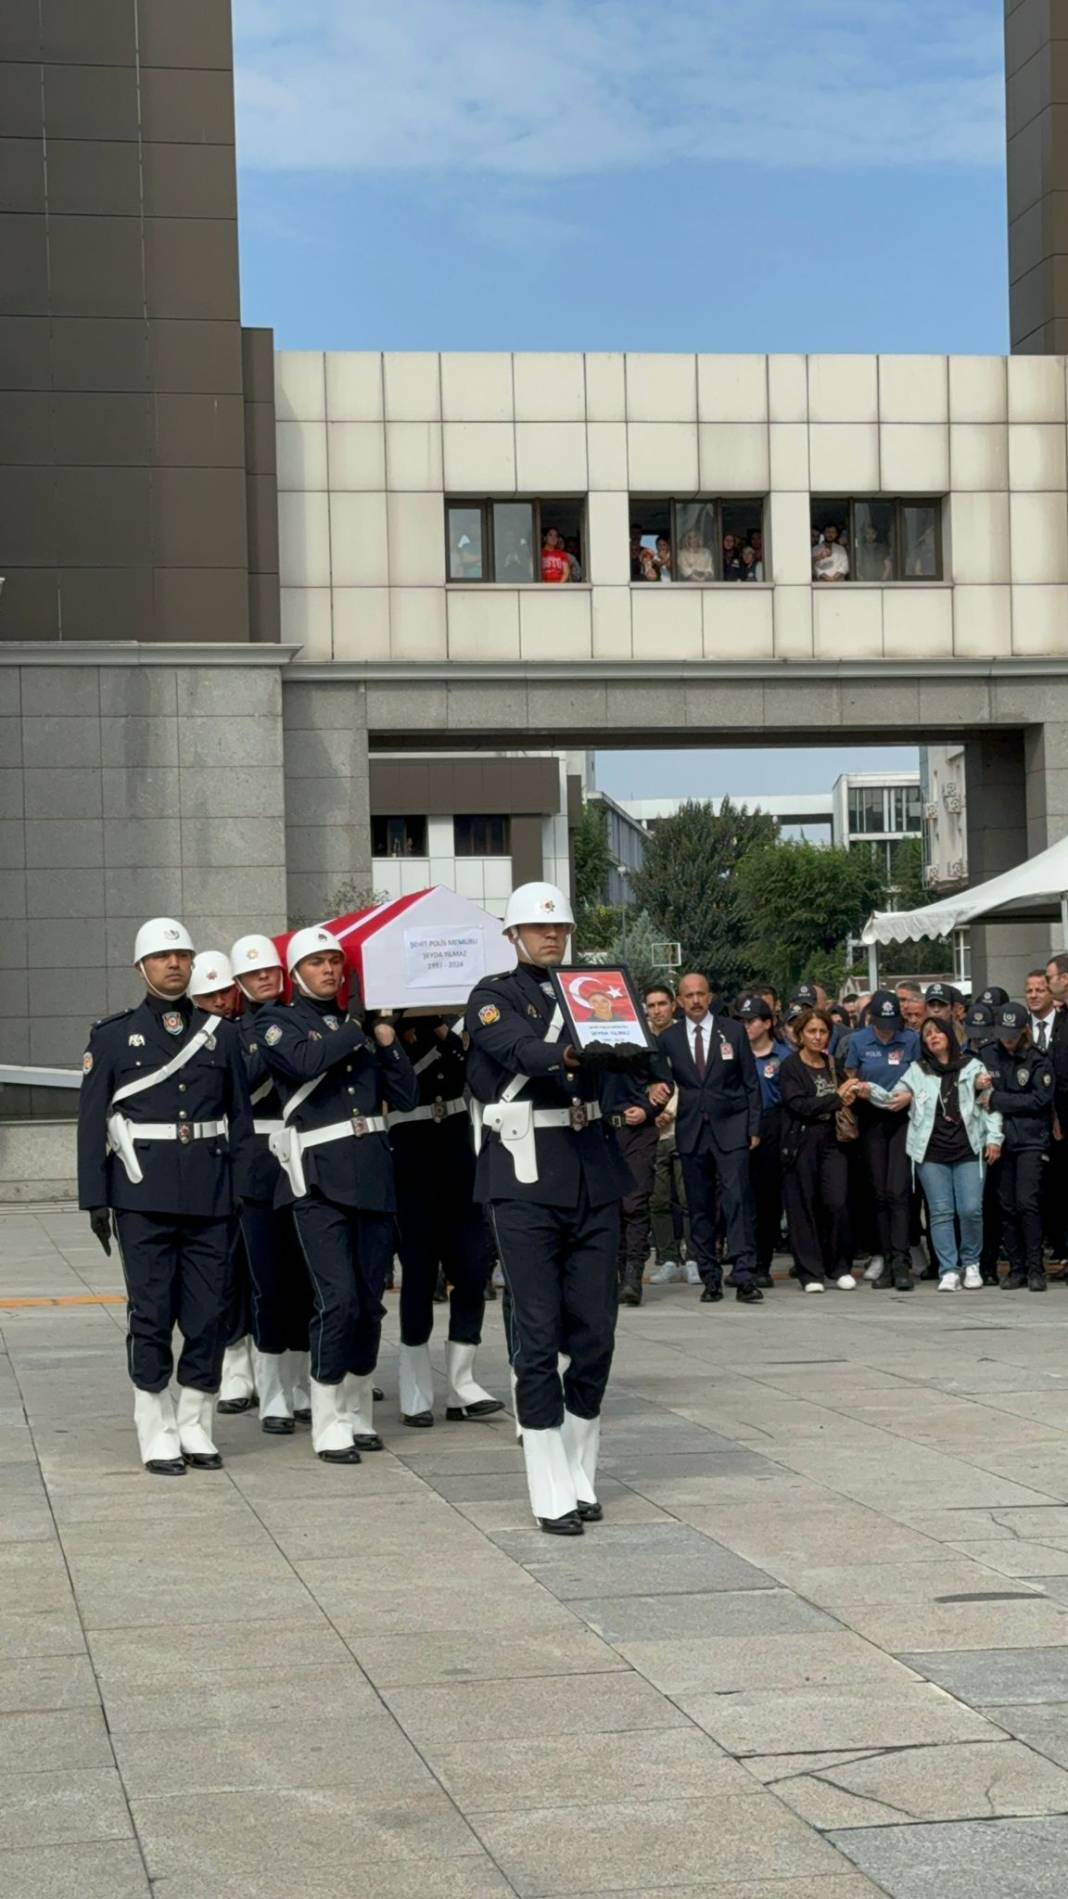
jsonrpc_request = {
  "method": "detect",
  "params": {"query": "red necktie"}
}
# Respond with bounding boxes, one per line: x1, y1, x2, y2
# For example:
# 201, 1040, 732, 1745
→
694, 1022, 706, 1079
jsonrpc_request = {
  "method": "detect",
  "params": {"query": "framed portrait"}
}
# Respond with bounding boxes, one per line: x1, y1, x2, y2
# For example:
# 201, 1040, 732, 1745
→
548, 964, 655, 1053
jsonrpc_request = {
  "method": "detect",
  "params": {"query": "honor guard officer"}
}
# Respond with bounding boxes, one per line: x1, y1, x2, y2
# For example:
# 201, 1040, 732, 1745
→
466, 882, 646, 1537
390, 1013, 503, 1426
985, 1002, 1055, 1291
188, 952, 256, 1417
737, 994, 792, 1288
258, 925, 418, 1463
231, 933, 314, 1434
77, 918, 256, 1476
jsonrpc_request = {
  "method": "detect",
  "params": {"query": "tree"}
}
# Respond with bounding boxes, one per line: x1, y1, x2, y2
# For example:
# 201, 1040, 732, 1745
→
603, 907, 672, 997
735, 839, 886, 999
631, 799, 778, 998
573, 800, 613, 917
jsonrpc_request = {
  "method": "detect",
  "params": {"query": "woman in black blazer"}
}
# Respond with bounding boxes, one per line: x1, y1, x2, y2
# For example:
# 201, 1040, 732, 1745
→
780, 1009, 862, 1293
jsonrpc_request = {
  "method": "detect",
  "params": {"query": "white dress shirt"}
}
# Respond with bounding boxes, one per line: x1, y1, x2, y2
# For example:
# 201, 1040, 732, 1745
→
1031, 1010, 1056, 1051
686, 1012, 713, 1064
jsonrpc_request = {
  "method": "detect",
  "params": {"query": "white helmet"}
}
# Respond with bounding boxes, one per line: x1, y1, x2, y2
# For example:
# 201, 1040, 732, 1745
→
188, 950, 235, 998
231, 933, 283, 980
133, 916, 194, 964
286, 923, 344, 977
502, 882, 575, 932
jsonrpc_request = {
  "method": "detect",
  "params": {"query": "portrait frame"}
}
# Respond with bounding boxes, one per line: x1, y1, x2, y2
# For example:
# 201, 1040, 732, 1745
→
548, 963, 655, 1053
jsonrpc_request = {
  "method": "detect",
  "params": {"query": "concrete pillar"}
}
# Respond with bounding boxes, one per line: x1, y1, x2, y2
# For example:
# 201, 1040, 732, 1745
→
282, 681, 372, 925
964, 731, 1035, 992
1025, 721, 1068, 954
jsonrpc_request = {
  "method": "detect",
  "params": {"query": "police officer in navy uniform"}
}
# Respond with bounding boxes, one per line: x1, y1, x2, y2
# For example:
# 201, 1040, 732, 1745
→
230, 932, 314, 1433
187, 951, 258, 1416
466, 882, 646, 1536
258, 925, 418, 1463
736, 994, 791, 1287
846, 989, 920, 1291
77, 917, 256, 1476
603, 1061, 661, 1309
985, 1001, 1055, 1291
390, 1013, 502, 1426
965, 1000, 1004, 1283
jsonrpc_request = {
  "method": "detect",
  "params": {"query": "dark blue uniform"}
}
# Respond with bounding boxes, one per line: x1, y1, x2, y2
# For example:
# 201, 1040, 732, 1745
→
391, 1018, 490, 1353
986, 1042, 1055, 1284
656, 1013, 762, 1293
77, 994, 255, 1393
258, 993, 417, 1383
749, 1037, 792, 1281
237, 1007, 312, 1357
465, 963, 631, 1431
601, 1070, 660, 1302
847, 1024, 921, 1283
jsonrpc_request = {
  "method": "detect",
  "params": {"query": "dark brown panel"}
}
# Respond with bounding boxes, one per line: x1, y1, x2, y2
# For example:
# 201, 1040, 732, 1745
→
0, 466, 57, 562
243, 398, 276, 474
566, 772, 583, 825
144, 218, 239, 319
54, 465, 151, 563
248, 570, 281, 645
241, 326, 273, 392
149, 318, 242, 393
510, 816, 543, 886
0, 317, 51, 389
138, 0, 234, 69
54, 390, 153, 465
150, 465, 247, 567
46, 138, 142, 215
0, 1, 42, 61
507, 758, 561, 811
48, 215, 144, 318
245, 471, 279, 573
0, 214, 48, 315
449, 762, 484, 809
0, 567, 60, 639
42, 0, 137, 65
0, 390, 52, 460
0, 137, 46, 213
138, 67, 234, 145
42, 63, 139, 139
0, 64, 47, 140
141, 141, 237, 218
153, 391, 245, 466
154, 565, 249, 642
58, 563, 155, 639
51, 317, 150, 391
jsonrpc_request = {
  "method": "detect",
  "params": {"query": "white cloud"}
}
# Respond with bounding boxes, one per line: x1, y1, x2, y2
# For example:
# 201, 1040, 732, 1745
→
233, 0, 1005, 177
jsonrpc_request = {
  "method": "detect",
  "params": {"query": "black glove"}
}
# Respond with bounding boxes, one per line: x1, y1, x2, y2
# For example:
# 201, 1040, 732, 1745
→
578, 1040, 655, 1078
89, 1208, 112, 1257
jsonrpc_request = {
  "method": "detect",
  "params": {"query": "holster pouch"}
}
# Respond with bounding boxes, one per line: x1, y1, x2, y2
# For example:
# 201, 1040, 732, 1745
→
481, 1099, 538, 1184
106, 1112, 144, 1186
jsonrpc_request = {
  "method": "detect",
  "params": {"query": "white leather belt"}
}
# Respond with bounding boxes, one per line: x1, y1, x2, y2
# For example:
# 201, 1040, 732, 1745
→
130, 1119, 227, 1145
302, 1115, 388, 1150
390, 1096, 466, 1127
533, 1103, 602, 1130
254, 1118, 283, 1136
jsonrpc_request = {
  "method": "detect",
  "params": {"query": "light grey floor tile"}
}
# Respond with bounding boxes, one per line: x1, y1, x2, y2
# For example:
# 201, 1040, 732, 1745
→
0, 1654, 99, 1713
87, 1615, 351, 1688
426, 1726, 727, 1811
112, 1709, 434, 1800
2, 1708, 113, 1773
490, 1522, 775, 1597
901, 1646, 1068, 1706
0, 1767, 132, 1851
131, 1789, 483, 1883
102, 1662, 381, 1735
574, 1588, 837, 1643
0, 1841, 151, 1899
617, 1631, 920, 1696
678, 1683, 1000, 1756
764, 1737, 1068, 1827
0, 1611, 86, 1659
347, 1626, 625, 1687
383, 1670, 687, 1746
830, 1814, 1068, 1897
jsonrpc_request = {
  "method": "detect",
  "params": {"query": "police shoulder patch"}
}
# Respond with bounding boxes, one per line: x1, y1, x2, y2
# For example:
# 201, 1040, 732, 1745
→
478, 1004, 500, 1027
264, 1024, 283, 1047
1044, 1071, 1052, 1087
82, 1052, 93, 1073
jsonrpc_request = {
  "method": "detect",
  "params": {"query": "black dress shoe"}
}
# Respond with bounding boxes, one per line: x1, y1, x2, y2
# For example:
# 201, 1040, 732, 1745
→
293, 1407, 312, 1423
736, 1283, 764, 1304
216, 1395, 256, 1415
145, 1457, 186, 1477
539, 1512, 584, 1536
372, 1388, 384, 1402
183, 1451, 223, 1470
619, 1286, 642, 1307
317, 1445, 362, 1464
402, 1410, 435, 1428
700, 1286, 723, 1303
1028, 1269, 1048, 1291
1002, 1271, 1027, 1289
577, 1499, 603, 1522
445, 1398, 505, 1421
354, 1432, 384, 1451
755, 1271, 774, 1289
262, 1415, 295, 1436
892, 1269, 914, 1292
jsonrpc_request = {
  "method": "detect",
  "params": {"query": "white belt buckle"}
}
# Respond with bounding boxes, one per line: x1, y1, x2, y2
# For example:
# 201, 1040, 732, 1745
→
352, 1114, 369, 1138
177, 1122, 193, 1146
569, 1101, 588, 1132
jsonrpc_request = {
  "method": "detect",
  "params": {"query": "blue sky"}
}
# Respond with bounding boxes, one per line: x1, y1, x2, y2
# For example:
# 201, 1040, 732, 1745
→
232, 0, 1009, 800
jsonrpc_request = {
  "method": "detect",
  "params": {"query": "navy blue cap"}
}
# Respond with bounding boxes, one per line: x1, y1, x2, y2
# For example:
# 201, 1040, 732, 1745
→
924, 983, 953, 1005
736, 993, 774, 1022
979, 986, 1009, 1008
870, 988, 902, 1023
964, 1002, 994, 1035
790, 983, 819, 1006
996, 1002, 1028, 1033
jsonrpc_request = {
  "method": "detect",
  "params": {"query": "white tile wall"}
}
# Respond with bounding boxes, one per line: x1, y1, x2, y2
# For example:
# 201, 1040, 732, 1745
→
698, 423, 769, 493
278, 491, 330, 587
1011, 584, 1068, 656
627, 421, 698, 492
952, 584, 1012, 658
626, 353, 696, 422
442, 421, 516, 492
767, 355, 808, 423
385, 421, 444, 491
772, 584, 814, 659
808, 355, 878, 423
631, 586, 701, 660
879, 423, 950, 494
276, 420, 327, 491
281, 586, 331, 661
447, 589, 520, 661
1008, 354, 1066, 423
325, 352, 383, 421
1008, 423, 1068, 491
878, 356, 948, 423
427, 816, 453, 856
441, 353, 513, 421
332, 587, 390, 661
698, 355, 768, 422
586, 493, 630, 585
383, 352, 441, 421
809, 423, 880, 492
949, 492, 1011, 584
585, 353, 626, 421
519, 587, 592, 661
275, 351, 325, 422
329, 492, 389, 587
1010, 491, 1068, 582
702, 586, 773, 660
949, 423, 1009, 491
515, 422, 587, 492
328, 422, 386, 491
387, 493, 447, 587
882, 587, 953, 659
390, 589, 447, 661
591, 586, 632, 658
513, 353, 585, 421
948, 356, 1007, 422
769, 423, 809, 491
767, 491, 812, 584
813, 587, 883, 659
587, 422, 628, 491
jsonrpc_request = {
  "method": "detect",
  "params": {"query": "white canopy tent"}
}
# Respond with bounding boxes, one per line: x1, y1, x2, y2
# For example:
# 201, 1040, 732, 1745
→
862, 835, 1068, 973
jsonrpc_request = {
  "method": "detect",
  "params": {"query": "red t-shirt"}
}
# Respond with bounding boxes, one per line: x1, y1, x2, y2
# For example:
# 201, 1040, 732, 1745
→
541, 547, 570, 583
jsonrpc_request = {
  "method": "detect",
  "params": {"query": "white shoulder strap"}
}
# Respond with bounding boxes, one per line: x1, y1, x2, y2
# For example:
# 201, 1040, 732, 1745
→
109, 1013, 222, 1110
413, 1047, 441, 1076
282, 1072, 325, 1125
499, 1003, 563, 1103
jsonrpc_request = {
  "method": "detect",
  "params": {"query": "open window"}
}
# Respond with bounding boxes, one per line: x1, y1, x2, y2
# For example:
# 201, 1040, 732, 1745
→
445, 498, 586, 582
811, 498, 942, 581
629, 498, 765, 582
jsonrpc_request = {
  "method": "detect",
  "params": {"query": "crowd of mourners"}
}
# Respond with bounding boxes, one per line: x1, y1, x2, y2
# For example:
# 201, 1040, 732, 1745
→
627, 956, 1068, 1301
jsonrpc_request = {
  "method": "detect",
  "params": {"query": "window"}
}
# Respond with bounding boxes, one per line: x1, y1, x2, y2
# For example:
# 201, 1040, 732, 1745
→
811, 498, 943, 581
630, 497, 765, 582
372, 815, 427, 858
848, 787, 885, 835
890, 785, 923, 834
454, 814, 510, 856
445, 499, 585, 582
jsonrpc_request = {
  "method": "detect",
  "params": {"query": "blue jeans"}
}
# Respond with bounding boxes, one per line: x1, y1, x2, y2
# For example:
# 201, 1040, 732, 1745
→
917, 1160, 983, 1277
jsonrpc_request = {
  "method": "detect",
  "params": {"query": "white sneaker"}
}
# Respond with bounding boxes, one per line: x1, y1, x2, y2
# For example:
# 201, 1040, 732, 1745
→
962, 1265, 983, 1290
685, 1262, 702, 1286
649, 1260, 683, 1284
939, 1272, 961, 1292
863, 1255, 885, 1283
836, 1273, 857, 1290
804, 1280, 825, 1294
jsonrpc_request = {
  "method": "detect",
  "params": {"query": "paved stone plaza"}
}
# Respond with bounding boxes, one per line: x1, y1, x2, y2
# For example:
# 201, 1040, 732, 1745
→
8, 1214, 1068, 1895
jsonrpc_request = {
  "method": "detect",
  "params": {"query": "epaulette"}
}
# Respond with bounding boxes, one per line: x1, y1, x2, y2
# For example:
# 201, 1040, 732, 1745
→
91, 1009, 134, 1029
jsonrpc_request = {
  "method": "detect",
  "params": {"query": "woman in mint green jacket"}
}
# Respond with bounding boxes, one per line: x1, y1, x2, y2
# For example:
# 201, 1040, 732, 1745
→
860, 1017, 1003, 1291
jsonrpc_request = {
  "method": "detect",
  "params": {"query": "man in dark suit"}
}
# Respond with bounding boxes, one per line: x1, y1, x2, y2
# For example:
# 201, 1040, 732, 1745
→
657, 971, 763, 1306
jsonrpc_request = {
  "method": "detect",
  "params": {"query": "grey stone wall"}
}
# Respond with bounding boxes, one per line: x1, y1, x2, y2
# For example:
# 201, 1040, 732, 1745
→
283, 680, 372, 926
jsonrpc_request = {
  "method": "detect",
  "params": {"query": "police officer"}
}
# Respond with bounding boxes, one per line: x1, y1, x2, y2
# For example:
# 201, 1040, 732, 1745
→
985, 1002, 1055, 1291
230, 933, 314, 1433
258, 925, 418, 1463
846, 989, 920, 1291
390, 1012, 502, 1425
604, 1062, 661, 1309
737, 994, 791, 1287
965, 1000, 1004, 1283
187, 951, 257, 1417
77, 918, 255, 1476
466, 882, 644, 1535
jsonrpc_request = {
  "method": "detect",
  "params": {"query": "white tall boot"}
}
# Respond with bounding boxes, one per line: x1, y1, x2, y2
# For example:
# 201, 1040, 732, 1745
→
217, 1337, 256, 1413
509, 1366, 522, 1440
344, 1372, 383, 1451
309, 1377, 360, 1464
176, 1387, 222, 1469
399, 1341, 435, 1426
252, 1347, 294, 1436
445, 1341, 504, 1420
286, 1349, 311, 1420
561, 1410, 602, 1522
522, 1426, 581, 1533
133, 1388, 184, 1476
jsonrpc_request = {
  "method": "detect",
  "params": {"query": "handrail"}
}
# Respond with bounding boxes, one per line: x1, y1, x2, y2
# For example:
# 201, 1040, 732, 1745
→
0, 1065, 82, 1090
